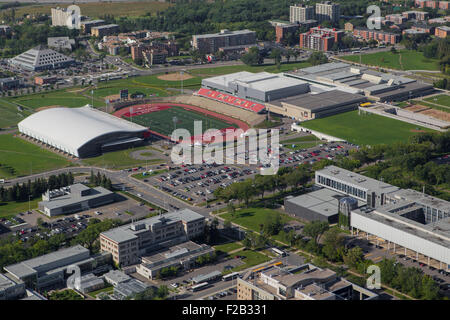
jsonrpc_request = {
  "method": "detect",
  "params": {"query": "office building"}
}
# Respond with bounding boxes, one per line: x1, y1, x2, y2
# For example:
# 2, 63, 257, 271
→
38, 183, 116, 217
113, 278, 150, 300
47, 36, 75, 51
3, 245, 112, 290
237, 263, 378, 300
104, 270, 131, 286
315, 2, 341, 24
290, 4, 315, 23
0, 77, 21, 91
100, 209, 205, 266
91, 24, 119, 37
192, 29, 256, 54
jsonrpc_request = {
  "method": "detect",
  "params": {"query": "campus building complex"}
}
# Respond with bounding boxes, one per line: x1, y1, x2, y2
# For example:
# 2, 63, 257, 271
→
315, 1, 341, 23
237, 263, 377, 300
91, 24, 120, 37
100, 209, 205, 266
307, 166, 450, 271
192, 29, 256, 54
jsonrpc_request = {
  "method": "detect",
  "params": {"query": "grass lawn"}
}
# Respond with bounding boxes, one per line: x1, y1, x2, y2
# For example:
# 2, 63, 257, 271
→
88, 284, 114, 299
6, 90, 97, 109
341, 50, 440, 71
284, 142, 322, 150
10, 1, 171, 18
423, 94, 450, 108
301, 110, 435, 146
231, 250, 271, 272
220, 208, 293, 233
132, 169, 168, 180
213, 242, 244, 254
0, 198, 40, 219
0, 99, 33, 129
189, 61, 311, 77
82, 146, 164, 169
48, 289, 84, 300
125, 105, 238, 136
0, 134, 71, 179
281, 135, 318, 144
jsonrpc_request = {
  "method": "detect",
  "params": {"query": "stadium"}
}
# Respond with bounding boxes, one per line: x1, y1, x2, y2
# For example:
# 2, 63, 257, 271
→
18, 106, 149, 158
112, 102, 249, 143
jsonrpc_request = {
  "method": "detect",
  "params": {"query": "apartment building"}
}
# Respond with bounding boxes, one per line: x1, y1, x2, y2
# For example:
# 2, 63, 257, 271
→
100, 209, 205, 266
299, 26, 344, 51
435, 26, 450, 38
402, 11, 429, 21
80, 20, 105, 34
274, 20, 317, 43
91, 24, 119, 38
385, 14, 407, 25
315, 1, 341, 24
352, 28, 401, 45
192, 29, 256, 54
290, 4, 315, 23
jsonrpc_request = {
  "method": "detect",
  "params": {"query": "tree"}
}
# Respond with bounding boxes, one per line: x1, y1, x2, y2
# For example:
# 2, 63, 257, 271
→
303, 221, 329, 245
307, 52, 328, 66
390, 46, 397, 54
343, 247, 364, 268
227, 202, 236, 218
270, 48, 282, 65
322, 228, 345, 261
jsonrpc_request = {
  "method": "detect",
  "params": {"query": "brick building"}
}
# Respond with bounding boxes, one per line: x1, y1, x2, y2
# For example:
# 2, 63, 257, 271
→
299, 26, 344, 51
353, 28, 400, 45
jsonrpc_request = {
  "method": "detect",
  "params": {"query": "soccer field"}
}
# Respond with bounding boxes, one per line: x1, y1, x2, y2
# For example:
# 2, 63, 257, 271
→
124, 106, 239, 137
301, 110, 435, 146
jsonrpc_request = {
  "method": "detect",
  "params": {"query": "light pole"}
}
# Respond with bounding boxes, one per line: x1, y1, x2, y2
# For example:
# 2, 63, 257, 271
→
28, 195, 32, 214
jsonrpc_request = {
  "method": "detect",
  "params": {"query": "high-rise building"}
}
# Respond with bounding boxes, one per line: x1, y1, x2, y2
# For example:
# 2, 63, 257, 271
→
315, 1, 341, 24
290, 4, 315, 23
51, 7, 79, 29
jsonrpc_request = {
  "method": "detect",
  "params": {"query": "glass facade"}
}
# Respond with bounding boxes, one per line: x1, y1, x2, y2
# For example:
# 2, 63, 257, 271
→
317, 174, 367, 200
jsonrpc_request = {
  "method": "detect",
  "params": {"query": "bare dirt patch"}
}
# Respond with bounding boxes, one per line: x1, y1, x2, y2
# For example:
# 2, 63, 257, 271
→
421, 108, 450, 122
404, 105, 429, 113
157, 73, 193, 81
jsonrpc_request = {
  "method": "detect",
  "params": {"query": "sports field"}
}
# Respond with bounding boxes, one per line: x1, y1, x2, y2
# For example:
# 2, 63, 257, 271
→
0, 134, 71, 179
341, 50, 440, 71
124, 105, 239, 137
301, 110, 435, 146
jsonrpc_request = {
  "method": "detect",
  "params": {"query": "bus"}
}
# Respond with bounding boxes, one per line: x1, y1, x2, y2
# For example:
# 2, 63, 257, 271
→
191, 282, 210, 292
222, 272, 239, 281
271, 247, 287, 257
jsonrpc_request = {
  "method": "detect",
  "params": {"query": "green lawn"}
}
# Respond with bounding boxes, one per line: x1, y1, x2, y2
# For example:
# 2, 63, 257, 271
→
0, 134, 71, 179
281, 135, 318, 144
213, 242, 244, 254
82, 146, 164, 169
131, 169, 168, 180
0, 99, 33, 129
6, 90, 97, 109
0, 198, 40, 219
231, 250, 271, 272
284, 141, 322, 151
423, 94, 450, 108
88, 284, 114, 299
189, 61, 311, 76
125, 105, 238, 136
220, 208, 293, 233
341, 50, 440, 71
301, 110, 434, 146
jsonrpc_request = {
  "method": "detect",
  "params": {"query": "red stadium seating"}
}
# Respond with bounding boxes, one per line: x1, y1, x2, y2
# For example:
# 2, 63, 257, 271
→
196, 88, 266, 113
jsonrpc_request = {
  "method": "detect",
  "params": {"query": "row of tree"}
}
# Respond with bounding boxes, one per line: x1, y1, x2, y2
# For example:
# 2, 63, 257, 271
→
0, 172, 74, 203
89, 171, 113, 191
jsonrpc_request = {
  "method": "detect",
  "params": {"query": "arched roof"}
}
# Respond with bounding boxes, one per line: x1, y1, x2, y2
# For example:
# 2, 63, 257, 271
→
18, 106, 147, 156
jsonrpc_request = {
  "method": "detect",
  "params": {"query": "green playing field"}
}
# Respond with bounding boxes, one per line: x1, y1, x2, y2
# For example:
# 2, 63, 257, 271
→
124, 106, 238, 137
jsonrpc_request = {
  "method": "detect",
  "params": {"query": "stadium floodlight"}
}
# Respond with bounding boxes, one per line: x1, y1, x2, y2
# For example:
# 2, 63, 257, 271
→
172, 116, 178, 130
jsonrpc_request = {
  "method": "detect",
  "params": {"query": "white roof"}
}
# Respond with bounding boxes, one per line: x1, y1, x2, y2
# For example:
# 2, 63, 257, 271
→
18, 106, 147, 157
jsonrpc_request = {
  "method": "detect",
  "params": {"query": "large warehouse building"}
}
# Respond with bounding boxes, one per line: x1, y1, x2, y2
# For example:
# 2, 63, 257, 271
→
18, 106, 149, 158
286, 62, 434, 102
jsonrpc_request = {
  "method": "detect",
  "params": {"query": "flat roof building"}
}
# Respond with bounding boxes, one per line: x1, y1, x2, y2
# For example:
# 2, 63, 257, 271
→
238, 263, 378, 300
100, 209, 205, 267
38, 183, 116, 217
113, 278, 149, 300
18, 106, 148, 158
104, 270, 131, 286
290, 4, 315, 23
0, 273, 26, 300
91, 24, 119, 38
80, 19, 105, 34
3, 245, 111, 290
136, 241, 215, 280
192, 29, 256, 54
